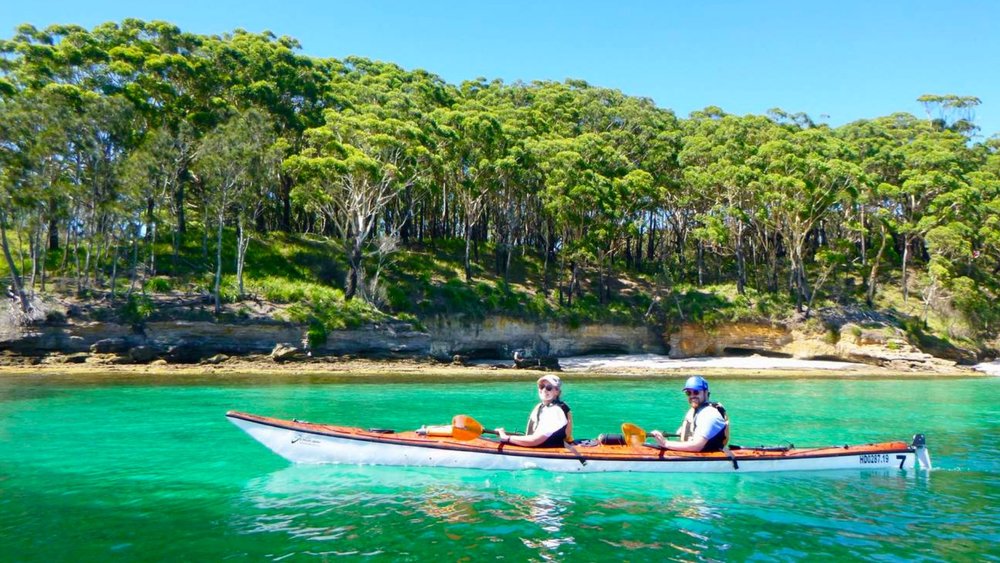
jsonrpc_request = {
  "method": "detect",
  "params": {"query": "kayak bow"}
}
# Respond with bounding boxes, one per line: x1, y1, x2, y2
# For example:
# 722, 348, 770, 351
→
226, 410, 932, 473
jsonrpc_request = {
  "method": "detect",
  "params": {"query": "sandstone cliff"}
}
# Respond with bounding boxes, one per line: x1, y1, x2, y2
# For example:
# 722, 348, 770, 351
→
667, 320, 968, 372
0, 296, 975, 372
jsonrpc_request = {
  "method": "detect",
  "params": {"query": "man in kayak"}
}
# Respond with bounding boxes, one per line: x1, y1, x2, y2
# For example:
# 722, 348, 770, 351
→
651, 375, 729, 452
497, 374, 574, 447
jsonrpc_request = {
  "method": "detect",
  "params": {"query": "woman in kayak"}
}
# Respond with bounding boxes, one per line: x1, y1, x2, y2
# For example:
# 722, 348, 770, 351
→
651, 375, 729, 452
497, 374, 573, 447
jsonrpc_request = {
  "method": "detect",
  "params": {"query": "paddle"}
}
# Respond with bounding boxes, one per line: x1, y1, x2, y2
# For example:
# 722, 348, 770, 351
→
451, 414, 501, 441
621, 423, 678, 448
621, 423, 739, 469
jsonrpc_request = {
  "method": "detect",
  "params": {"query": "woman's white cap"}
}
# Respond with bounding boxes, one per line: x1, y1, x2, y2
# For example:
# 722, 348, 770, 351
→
537, 374, 562, 388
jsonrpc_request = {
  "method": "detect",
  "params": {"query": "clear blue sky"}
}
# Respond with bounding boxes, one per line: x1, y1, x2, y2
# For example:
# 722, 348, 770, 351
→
3, 1, 999, 138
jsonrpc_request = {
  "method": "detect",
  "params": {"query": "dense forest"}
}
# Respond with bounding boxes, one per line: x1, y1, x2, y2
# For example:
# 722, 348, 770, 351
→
1, 20, 998, 349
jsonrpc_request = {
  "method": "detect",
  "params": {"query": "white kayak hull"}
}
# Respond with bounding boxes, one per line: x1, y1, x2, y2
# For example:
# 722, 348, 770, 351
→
227, 411, 931, 474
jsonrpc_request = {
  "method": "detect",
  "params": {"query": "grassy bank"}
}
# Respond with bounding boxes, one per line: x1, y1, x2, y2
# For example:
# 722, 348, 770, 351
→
2, 226, 992, 363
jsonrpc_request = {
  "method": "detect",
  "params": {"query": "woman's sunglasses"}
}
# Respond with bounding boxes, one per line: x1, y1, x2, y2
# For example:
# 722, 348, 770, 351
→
538, 384, 557, 391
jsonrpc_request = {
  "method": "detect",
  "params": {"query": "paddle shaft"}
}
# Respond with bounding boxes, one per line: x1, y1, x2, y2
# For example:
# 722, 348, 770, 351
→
450, 415, 527, 441
463, 427, 525, 440
489, 429, 525, 436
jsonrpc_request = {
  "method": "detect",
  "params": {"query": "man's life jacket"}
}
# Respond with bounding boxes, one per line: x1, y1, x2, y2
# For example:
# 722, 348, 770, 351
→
526, 399, 573, 447
679, 401, 729, 452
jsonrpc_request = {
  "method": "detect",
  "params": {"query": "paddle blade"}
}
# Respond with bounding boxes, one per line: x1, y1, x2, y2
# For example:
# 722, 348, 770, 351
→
621, 423, 647, 448
451, 415, 485, 441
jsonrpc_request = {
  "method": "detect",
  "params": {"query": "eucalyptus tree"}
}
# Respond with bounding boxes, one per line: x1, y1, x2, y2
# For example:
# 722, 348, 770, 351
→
72, 92, 141, 296
431, 102, 506, 281
0, 85, 121, 299
528, 81, 669, 302
535, 136, 587, 305
628, 113, 682, 273
464, 84, 529, 277
96, 19, 208, 236
575, 87, 681, 273
0, 93, 34, 312
201, 29, 330, 232
915, 148, 998, 334
668, 107, 737, 284
329, 57, 455, 244
491, 140, 540, 280
963, 146, 1000, 332
0, 19, 211, 258
537, 131, 644, 304
681, 113, 775, 294
1, 91, 64, 294
0, 24, 93, 263
0, 24, 92, 90
837, 117, 907, 305
193, 109, 279, 314
893, 125, 972, 301
600, 168, 655, 300
287, 107, 429, 301
7, 17, 1000, 337
977, 142, 1000, 275
120, 122, 197, 272
230, 111, 281, 297
917, 94, 982, 137
859, 193, 894, 307
463, 80, 548, 282
0, 86, 112, 296
752, 123, 861, 314
922, 215, 980, 334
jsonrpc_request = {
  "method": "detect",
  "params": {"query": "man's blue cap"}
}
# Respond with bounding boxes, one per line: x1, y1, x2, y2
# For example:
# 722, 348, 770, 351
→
683, 375, 709, 391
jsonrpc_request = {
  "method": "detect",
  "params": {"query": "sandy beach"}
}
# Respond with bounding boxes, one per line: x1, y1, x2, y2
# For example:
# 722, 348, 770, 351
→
973, 360, 1000, 376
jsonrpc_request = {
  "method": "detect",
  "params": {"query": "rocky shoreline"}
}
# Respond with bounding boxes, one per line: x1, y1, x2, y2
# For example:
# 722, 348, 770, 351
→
0, 353, 979, 380
0, 295, 986, 377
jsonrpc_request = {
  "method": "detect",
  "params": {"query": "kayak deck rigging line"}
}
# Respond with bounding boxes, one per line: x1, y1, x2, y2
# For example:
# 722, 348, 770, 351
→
227, 410, 932, 474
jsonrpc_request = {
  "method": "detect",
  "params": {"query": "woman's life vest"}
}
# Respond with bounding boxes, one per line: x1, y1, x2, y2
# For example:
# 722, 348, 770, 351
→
525, 399, 573, 447
679, 401, 729, 452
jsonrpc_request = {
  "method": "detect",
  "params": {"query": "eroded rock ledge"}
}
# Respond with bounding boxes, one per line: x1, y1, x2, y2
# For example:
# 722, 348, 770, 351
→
667, 321, 967, 372
0, 315, 665, 366
0, 311, 975, 373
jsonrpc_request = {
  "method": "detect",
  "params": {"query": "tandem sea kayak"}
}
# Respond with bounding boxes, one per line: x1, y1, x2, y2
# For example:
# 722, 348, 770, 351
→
226, 411, 932, 474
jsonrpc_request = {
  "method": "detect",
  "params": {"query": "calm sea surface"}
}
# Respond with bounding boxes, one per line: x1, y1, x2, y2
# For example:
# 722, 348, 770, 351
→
0, 373, 997, 561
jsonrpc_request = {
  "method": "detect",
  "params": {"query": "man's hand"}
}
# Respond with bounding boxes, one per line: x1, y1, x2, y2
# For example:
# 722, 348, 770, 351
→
650, 429, 667, 447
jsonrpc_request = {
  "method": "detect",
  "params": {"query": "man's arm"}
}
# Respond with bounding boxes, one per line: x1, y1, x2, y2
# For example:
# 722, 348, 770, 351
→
651, 431, 709, 452
498, 408, 566, 447
497, 429, 550, 447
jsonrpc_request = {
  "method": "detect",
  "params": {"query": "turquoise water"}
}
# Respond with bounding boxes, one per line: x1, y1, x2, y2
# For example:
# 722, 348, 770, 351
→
0, 374, 997, 561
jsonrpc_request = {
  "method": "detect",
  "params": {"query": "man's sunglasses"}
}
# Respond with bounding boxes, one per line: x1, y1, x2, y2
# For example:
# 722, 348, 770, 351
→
684, 389, 703, 396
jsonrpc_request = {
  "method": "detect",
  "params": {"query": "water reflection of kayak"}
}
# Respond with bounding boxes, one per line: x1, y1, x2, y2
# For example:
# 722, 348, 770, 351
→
226, 410, 932, 474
